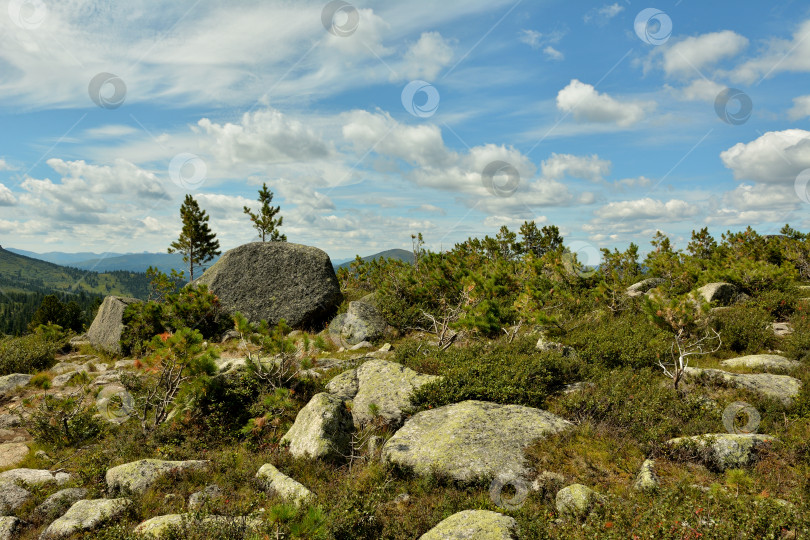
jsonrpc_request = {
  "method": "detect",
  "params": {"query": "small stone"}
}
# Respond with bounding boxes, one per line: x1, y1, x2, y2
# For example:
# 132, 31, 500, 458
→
556, 484, 604, 520
188, 485, 223, 511
256, 464, 314, 506
349, 341, 373, 350
0, 443, 28, 469
633, 459, 659, 491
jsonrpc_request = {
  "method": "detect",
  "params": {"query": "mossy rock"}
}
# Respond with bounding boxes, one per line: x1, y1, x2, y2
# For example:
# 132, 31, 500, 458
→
419, 510, 518, 539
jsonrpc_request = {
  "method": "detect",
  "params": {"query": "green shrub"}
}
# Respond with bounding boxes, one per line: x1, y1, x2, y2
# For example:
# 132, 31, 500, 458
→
710, 305, 774, 354
563, 312, 671, 369
405, 336, 584, 410
121, 284, 231, 356
747, 287, 799, 320
549, 367, 717, 452
0, 333, 60, 375
28, 390, 107, 448
785, 310, 810, 363
29, 372, 52, 389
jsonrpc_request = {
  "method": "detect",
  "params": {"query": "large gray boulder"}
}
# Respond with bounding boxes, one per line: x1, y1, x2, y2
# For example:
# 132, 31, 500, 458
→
280, 393, 353, 460
0, 468, 69, 486
419, 510, 518, 539
0, 443, 28, 469
683, 367, 800, 405
34, 488, 89, 521
0, 374, 32, 398
256, 464, 314, 506
626, 278, 666, 297
134, 514, 262, 537
698, 282, 738, 305
326, 359, 441, 427
106, 459, 209, 495
720, 354, 801, 372
0, 482, 30, 515
339, 301, 387, 345
0, 517, 20, 540
39, 498, 131, 539
194, 242, 342, 330
382, 400, 572, 483
666, 434, 776, 471
87, 296, 141, 353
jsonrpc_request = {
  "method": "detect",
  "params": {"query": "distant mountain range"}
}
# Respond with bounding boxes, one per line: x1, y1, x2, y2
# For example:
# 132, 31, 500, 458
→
335, 249, 414, 269
8, 247, 414, 273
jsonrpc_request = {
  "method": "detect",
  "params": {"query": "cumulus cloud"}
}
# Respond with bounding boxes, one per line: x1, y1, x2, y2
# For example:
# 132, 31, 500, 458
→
675, 79, 726, 102
788, 95, 810, 120
583, 4, 624, 25
732, 19, 810, 83
398, 32, 454, 81
197, 109, 332, 166
662, 31, 748, 78
0, 183, 16, 206
720, 129, 810, 183
594, 198, 698, 220
0, 159, 15, 171
541, 153, 611, 182
543, 46, 564, 61
556, 79, 654, 127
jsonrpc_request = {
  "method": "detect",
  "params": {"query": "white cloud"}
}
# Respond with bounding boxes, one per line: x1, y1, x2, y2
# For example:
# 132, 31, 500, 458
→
594, 198, 698, 220
543, 46, 564, 61
662, 31, 748, 78
518, 29, 565, 55
732, 19, 810, 84
720, 129, 810, 183
676, 79, 726, 102
483, 215, 547, 229
584, 4, 625, 25
0, 183, 16, 206
788, 95, 810, 120
197, 109, 333, 166
541, 153, 611, 182
0, 159, 15, 171
399, 32, 454, 81
556, 79, 654, 127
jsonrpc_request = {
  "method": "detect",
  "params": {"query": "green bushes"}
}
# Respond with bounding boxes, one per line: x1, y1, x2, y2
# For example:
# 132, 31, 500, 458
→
549, 367, 717, 452
121, 284, 231, 355
402, 336, 584, 410
785, 310, 810, 362
0, 332, 60, 375
563, 312, 672, 369
710, 305, 774, 354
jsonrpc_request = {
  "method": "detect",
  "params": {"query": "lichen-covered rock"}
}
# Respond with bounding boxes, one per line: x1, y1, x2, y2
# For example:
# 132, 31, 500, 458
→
325, 369, 358, 401
87, 296, 141, 353
256, 464, 314, 506
633, 459, 659, 491
0, 442, 28, 469
187, 485, 223, 511
698, 282, 738, 305
555, 484, 604, 520
35, 488, 89, 520
194, 242, 342, 330
340, 301, 387, 345
666, 434, 777, 471
0, 468, 69, 486
382, 400, 572, 483
106, 459, 209, 495
134, 514, 262, 538
683, 367, 800, 405
626, 278, 666, 297
330, 359, 441, 427
40, 498, 131, 539
419, 510, 518, 539
280, 393, 353, 460
0, 482, 30, 515
0, 374, 32, 397
0, 516, 20, 540
720, 354, 801, 372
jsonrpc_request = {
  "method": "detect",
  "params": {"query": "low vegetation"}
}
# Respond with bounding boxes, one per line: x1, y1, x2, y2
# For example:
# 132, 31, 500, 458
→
2, 223, 810, 538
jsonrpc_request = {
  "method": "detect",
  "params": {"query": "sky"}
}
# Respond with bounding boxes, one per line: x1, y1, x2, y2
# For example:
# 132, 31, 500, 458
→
1, 0, 810, 265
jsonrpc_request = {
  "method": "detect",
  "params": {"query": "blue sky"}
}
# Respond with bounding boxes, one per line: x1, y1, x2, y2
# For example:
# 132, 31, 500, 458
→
1, 0, 810, 264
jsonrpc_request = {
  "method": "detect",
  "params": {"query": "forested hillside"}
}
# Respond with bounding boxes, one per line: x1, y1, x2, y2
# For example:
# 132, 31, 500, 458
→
0, 246, 150, 335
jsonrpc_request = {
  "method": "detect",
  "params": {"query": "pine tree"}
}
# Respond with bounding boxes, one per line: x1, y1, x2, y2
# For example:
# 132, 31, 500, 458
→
243, 183, 286, 242
168, 195, 221, 281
